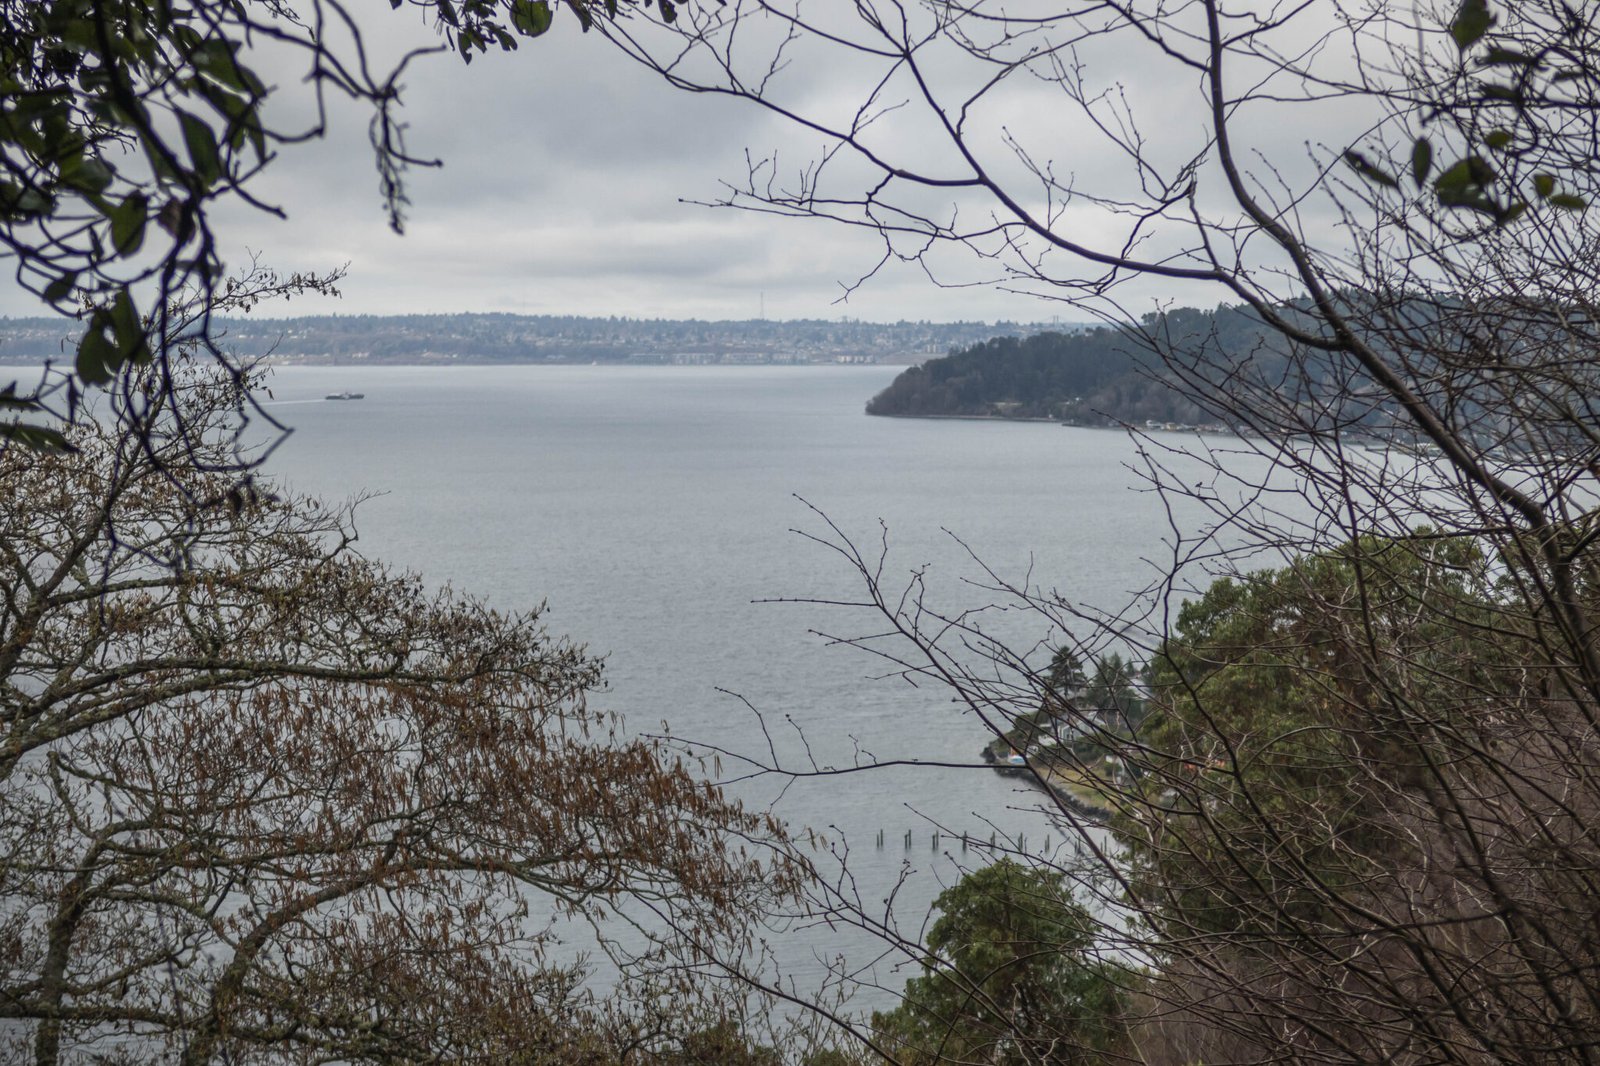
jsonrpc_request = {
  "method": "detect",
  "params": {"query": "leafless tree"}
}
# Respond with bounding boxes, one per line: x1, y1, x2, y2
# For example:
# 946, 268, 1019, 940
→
0, 367, 801, 1064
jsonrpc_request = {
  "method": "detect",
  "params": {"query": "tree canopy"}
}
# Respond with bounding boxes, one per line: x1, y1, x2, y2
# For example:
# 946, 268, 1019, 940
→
871, 860, 1127, 1066
863, 309, 1282, 425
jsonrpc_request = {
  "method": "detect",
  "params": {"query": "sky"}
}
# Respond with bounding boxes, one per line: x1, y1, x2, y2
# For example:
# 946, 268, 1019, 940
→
196, 11, 941, 324
0, 0, 1382, 325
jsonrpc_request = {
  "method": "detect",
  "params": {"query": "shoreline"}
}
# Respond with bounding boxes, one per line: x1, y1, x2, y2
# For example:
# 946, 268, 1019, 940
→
982, 748, 1114, 824
872, 410, 1239, 435
869, 411, 1061, 423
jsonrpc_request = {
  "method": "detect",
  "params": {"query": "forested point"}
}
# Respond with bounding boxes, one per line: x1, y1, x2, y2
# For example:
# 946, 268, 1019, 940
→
864, 304, 1279, 428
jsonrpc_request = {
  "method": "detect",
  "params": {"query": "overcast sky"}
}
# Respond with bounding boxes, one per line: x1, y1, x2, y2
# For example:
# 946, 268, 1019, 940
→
196, 14, 963, 324
1, 1, 1379, 325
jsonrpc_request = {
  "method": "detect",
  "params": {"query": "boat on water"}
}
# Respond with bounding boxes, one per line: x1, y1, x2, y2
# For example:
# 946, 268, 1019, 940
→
325, 390, 365, 401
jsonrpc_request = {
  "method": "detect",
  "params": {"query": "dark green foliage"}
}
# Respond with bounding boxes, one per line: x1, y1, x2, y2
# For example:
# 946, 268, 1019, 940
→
1082, 653, 1145, 732
1344, 0, 1593, 223
988, 648, 1143, 760
865, 329, 1164, 422
658, 1022, 782, 1066
864, 305, 1286, 425
1131, 534, 1504, 934
872, 860, 1129, 1065
1046, 646, 1087, 697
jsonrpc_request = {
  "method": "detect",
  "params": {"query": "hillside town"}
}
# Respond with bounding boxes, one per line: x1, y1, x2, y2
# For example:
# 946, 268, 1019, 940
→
0, 313, 1085, 367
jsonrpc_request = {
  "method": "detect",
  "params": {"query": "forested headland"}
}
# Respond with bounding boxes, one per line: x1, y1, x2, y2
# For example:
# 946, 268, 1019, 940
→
864, 304, 1278, 428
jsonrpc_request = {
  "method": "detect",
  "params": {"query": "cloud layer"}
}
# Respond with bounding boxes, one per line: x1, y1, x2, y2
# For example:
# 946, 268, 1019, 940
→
0, 2, 1382, 325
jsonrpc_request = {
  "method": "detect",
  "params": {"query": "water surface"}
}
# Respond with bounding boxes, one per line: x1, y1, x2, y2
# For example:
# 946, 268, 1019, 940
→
262, 364, 1210, 1003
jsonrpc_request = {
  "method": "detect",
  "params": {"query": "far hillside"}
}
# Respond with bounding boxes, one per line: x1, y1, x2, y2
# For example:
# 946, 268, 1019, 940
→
865, 305, 1283, 427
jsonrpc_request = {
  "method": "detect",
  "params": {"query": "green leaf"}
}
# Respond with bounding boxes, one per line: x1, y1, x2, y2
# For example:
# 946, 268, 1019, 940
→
1438, 190, 1497, 213
1480, 47, 1538, 66
42, 272, 78, 304
1435, 156, 1494, 194
74, 290, 149, 386
1450, 0, 1495, 51
1533, 173, 1556, 198
1434, 157, 1497, 213
0, 422, 75, 453
177, 110, 222, 186
1548, 193, 1587, 211
1484, 129, 1512, 150
76, 323, 119, 385
1411, 138, 1433, 186
12, 187, 53, 218
142, 137, 181, 183
59, 153, 113, 193
1343, 149, 1398, 189
658, 0, 677, 22
511, 0, 553, 36
109, 288, 150, 364
110, 193, 147, 256
193, 38, 255, 96
1479, 83, 1522, 102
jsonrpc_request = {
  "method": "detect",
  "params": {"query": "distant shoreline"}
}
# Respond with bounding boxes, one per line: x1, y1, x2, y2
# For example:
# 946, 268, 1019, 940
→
871, 410, 1246, 435
2, 313, 1094, 369
869, 411, 1060, 423
0, 359, 911, 371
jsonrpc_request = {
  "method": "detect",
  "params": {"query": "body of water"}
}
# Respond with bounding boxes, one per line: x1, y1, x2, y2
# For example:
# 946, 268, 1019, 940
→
260, 364, 1212, 1007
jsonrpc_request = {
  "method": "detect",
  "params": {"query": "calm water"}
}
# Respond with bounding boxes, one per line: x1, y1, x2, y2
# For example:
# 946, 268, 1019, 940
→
259, 364, 1224, 1005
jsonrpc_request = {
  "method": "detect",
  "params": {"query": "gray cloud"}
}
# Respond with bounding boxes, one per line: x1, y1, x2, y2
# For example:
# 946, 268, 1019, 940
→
0, 2, 1395, 325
